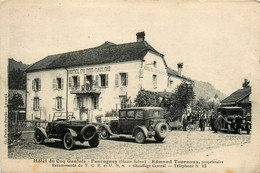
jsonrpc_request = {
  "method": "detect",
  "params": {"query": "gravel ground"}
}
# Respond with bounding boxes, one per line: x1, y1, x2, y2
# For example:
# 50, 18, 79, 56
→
8, 129, 251, 159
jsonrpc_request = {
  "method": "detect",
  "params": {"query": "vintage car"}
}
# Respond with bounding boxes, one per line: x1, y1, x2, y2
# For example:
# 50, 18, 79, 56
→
34, 112, 100, 150
217, 107, 251, 134
99, 107, 169, 143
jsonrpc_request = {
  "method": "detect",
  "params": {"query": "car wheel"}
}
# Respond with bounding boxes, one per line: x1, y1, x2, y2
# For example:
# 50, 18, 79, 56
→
135, 129, 146, 143
154, 135, 165, 142
63, 132, 75, 150
155, 123, 168, 138
100, 127, 110, 139
34, 130, 45, 144
89, 134, 100, 147
247, 129, 250, 134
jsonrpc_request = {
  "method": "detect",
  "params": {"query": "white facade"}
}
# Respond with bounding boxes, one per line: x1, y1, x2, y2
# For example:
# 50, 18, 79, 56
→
26, 46, 190, 122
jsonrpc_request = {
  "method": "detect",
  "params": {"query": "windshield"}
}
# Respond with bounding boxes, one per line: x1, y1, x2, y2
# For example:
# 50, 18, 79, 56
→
52, 112, 75, 121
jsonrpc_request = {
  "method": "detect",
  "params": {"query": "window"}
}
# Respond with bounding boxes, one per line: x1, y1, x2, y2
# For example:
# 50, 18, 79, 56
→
72, 76, 78, 88
120, 73, 128, 86
127, 111, 135, 119
99, 74, 108, 87
77, 97, 84, 108
56, 97, 62, 110
135, 110, 144, 119
153, 61, 157, 68
153, 110, 160, 117
57, 78, 62, 89
119, 111, 126, 118
92, 96, 99, 109
33, 97, 39, 110
153, 75, 157, 89
32, 78, 41, 91
53, 78, 63, 90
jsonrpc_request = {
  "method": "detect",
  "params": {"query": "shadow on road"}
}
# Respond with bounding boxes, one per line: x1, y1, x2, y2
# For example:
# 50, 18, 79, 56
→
105, 136, 163, 144
43, 141, 92, 150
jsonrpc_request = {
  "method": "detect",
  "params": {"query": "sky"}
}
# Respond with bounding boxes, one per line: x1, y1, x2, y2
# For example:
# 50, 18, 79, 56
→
0, 0, 259, 95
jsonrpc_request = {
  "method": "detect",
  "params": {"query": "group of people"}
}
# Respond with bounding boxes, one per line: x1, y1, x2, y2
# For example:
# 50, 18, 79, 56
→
182, 110, 224, 133
210, 112, 223, 133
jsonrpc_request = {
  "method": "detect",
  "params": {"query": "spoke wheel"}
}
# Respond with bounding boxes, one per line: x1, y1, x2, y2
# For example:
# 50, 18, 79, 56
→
63, 132, 75, 150
135, 129, 146, 143
89, 134, 100, 147
100, 127, 110, 139
34, 130, 45, 144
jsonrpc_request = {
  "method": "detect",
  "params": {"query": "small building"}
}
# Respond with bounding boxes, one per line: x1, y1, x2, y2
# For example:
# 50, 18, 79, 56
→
220, 86, 251, 116
25, 32, 192, 122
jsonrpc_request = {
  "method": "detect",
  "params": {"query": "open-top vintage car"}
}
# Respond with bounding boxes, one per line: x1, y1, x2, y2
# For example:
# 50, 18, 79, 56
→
217, 107, 251, 134
34, 112, 100, 150
99, 107, 169, 143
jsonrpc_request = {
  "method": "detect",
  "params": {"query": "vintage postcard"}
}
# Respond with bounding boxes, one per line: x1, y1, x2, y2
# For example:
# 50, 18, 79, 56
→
0, 0, 259, 172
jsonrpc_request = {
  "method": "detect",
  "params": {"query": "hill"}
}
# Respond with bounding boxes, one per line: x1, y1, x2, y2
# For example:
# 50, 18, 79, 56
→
8, 58, 30, 72
193, 80, 227, 102
8, 58, 30, 89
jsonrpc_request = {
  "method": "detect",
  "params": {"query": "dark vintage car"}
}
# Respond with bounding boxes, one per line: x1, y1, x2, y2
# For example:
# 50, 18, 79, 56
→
99, 107, 169, 143
34, 112, 100, 150
217, 107, 251, 134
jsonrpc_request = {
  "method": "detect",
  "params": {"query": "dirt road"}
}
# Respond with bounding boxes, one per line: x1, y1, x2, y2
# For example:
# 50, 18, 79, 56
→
8, 129, 251, 159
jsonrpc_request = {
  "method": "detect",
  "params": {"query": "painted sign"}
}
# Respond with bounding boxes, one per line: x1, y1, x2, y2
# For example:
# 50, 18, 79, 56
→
144, 66, 166, 75
68, 66, 111, 75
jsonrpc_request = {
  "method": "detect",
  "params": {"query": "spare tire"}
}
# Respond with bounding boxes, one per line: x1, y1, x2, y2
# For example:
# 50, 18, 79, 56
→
80, 125, 97, 141
155, 122, 168, 139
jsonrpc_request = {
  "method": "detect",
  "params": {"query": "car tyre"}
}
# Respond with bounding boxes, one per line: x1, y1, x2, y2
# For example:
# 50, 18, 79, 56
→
155, 123, 168, 138
135, 129, 146, 143
89, 134, 100, 147
154, 134, 165, 142
34, 130, 45, 144
63, 132, 75, 150
100, 127, 110, 139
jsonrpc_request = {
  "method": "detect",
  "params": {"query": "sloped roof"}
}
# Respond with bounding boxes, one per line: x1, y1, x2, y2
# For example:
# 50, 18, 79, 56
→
166, 67, 193, 82
221, 87, 251, 105
26, 41, 164, 72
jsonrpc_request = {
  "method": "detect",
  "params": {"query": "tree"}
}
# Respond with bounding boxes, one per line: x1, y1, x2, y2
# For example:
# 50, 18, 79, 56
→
162, 81, 195, 121
134, 81, 195, 121
8, 93, 24, 110
8, 69, 26, 89
134, 90, 160, 107
8, 93, 24, 121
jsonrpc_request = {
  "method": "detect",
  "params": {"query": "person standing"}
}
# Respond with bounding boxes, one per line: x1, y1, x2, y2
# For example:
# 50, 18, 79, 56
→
182, 111, 188, 131
214, 112, 222, 133
199, 114, 206, 131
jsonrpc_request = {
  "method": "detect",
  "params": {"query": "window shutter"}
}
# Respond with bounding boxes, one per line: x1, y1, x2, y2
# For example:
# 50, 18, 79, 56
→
105, 74, 108, 87
83, 75, 86, 85
95, 75, 99, 87
115, 74, 119, 87
32, 80, 35, 91
69, 77, 72, 88
77, 76, 80, 89
126, 73, 128, 86
61, 78, 64, 90
53, 79, 56, 90
38, 79, 41, 91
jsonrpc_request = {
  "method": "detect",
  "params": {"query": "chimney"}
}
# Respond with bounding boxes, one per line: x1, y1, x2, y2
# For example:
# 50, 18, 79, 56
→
177, 62, 183, 76
136, 31, 145, 42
